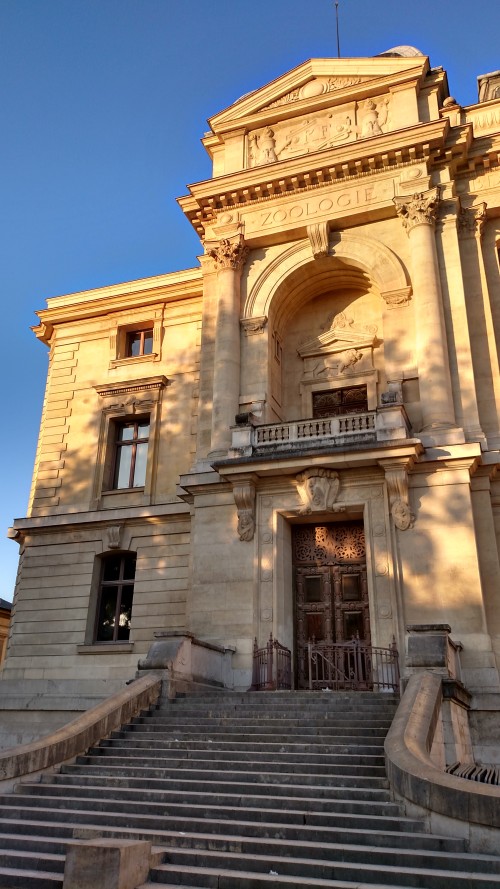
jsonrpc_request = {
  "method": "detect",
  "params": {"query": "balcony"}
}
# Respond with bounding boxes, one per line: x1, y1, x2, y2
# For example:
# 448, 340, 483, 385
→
230, 404, 412, 458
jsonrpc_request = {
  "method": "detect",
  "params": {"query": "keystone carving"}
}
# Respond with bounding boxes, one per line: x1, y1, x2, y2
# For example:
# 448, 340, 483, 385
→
307, 223, 329, 258
393, 188, 440, 234
208, 236, 249, 272
106, 525, 123, 549
295, 468, 340, 514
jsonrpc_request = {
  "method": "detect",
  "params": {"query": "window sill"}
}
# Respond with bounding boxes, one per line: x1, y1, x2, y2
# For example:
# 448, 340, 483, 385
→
99, 488, 149, 509
77, 642, 134, 655
110, 354, 158, 369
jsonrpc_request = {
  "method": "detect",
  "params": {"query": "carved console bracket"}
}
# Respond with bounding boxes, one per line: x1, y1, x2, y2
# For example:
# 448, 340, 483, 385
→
231, 475, 257, 541
379, 458, 416, 531
294, 468, 341, 514
307, 223, 329, 259
105, 525, 124, 550
241, 316, 268, 336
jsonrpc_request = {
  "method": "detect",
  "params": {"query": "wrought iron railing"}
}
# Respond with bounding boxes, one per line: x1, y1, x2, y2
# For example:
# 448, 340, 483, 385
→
250, 634, 292, 691
307, 638, 399, 692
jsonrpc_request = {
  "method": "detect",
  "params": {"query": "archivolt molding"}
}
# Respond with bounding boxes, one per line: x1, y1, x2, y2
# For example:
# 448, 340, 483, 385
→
244, 232, 411, 319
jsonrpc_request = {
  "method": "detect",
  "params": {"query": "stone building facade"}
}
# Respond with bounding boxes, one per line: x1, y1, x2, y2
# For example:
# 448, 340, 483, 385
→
5, 49, 500, 696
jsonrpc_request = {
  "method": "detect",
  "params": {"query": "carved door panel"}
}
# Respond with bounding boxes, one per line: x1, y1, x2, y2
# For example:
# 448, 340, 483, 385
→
293, 522, 369, 689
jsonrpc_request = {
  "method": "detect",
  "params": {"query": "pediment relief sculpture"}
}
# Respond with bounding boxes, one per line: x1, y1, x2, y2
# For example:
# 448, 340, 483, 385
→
295, 468, 341, 514
263, 75, 371, 110
248, 95, 391, 167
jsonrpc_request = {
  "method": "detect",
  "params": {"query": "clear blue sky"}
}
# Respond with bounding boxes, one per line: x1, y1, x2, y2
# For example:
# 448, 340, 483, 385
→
0, 0, 498, 601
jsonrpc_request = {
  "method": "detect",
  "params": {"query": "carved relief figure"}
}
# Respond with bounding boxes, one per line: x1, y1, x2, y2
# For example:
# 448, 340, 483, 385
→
295, 468, 340, 513
339, 348, 363, 373
358, 98, 389, 137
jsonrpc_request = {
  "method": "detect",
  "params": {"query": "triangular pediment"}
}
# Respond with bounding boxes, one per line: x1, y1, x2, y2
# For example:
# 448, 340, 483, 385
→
208, 56, 429, 133
298, 312, 379, 359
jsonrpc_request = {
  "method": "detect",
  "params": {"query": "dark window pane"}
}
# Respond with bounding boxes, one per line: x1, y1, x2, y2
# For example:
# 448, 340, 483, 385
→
127, 332, 142, 357
122, 554, 137, 580
342, 574, 361, 602
102, 556, 122, 582
313, 386, 368, 419
343, 611, 364, 640
143, 332, 153, 354
96, 586, 119, 641
304, 575, 322, 603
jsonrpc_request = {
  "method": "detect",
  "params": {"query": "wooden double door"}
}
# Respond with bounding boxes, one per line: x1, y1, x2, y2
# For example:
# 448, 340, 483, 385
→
293, 522, 370, 688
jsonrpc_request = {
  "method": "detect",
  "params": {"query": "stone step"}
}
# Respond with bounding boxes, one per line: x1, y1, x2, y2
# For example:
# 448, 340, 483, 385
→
0, 820, 465, 855
80, 747, 386, 775
95, 741, 387, 764
147, 850, 500, 888
55, 759, 389, 788
128, 717, 394, 731
0, 868, 62, 888
54, 770, 400, 813
59, 763, 394, 798
104, 728, 388, 744
0, 851, 64, 875
90, 736, 385, 755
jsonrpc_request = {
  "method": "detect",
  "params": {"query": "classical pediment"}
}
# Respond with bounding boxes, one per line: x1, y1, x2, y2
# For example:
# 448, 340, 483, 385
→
298, 312, 379, 359
208, 56, 428, 133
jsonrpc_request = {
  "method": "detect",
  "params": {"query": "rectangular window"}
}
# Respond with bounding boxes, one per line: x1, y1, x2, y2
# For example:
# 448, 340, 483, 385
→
113, 419, 150, 489
312, 385, 368, 419
95, 553, 136, 642
125, 328, 153, 358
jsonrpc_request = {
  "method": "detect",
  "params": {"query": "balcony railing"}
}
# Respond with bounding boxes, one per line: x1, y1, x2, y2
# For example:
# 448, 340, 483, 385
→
230, 405, 411, 458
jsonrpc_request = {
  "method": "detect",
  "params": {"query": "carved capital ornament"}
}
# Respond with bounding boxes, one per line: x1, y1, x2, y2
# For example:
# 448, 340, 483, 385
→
208, 236, 249, 272
393, 188, 440, 234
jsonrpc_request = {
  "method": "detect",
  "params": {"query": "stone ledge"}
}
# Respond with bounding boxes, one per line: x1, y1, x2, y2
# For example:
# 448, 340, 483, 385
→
385, 671, 500, 850
0, 673, 162, 791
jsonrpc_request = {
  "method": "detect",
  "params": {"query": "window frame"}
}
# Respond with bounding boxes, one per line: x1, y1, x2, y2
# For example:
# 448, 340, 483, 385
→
125, 327, 154, 359
93, 551, 137, 644
112, 418, 151, 490
92, 376, 168, 508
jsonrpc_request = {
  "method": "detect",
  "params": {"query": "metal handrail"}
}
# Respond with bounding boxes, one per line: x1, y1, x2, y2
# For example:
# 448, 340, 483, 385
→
250, 634, 292, 691
307, 638, 399, 692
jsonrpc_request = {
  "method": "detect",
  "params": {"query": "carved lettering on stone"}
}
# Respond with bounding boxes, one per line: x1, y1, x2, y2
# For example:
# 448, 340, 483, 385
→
295, 468, 340, 514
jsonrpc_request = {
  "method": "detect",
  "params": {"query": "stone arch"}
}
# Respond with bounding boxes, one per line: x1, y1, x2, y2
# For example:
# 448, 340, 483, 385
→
243, 231, 411, 322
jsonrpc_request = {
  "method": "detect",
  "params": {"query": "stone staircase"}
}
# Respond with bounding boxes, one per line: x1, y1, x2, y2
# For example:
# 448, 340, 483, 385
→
0, 691, 499, 888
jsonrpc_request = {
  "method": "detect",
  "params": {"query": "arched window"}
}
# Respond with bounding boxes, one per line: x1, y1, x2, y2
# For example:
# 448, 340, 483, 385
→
94, 553, 136, 642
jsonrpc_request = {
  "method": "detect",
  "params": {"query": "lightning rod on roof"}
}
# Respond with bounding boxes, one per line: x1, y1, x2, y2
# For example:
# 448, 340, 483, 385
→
335, 2, 341, 58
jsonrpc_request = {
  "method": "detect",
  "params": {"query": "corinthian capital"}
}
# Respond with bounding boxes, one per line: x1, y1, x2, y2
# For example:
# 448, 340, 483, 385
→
208, 236, 249, 272
393, 188, 440, 234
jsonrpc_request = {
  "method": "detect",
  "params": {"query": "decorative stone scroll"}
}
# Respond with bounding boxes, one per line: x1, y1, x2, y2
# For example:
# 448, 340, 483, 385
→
393, 188, 440, 233
264, 75, 367, 110
231, 476, 257, 542
295, 468, 340, 514
379, 458, 415, 531
307, 223, 329, 259
208, 236, 249, 272
105, 525, 123, 549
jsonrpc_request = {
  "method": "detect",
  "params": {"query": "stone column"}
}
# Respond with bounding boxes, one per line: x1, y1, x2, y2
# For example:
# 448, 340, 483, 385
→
394, 189, 458, 441
208, 235, 249, 457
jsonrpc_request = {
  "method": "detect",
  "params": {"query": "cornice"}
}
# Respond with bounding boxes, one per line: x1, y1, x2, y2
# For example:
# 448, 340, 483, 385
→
32, 268, 203, 345
179, 118, 449, 236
